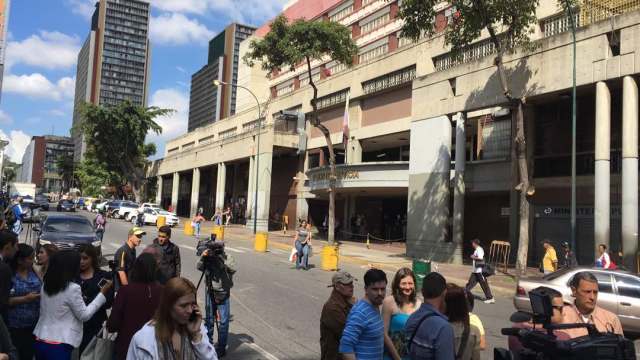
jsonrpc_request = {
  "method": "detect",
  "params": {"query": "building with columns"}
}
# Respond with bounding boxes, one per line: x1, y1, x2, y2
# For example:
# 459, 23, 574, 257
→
151, 0, 640, 268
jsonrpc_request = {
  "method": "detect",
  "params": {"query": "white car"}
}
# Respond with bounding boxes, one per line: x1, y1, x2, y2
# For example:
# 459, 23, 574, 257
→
94, 200, 108, 213
133, 207, 179, 226
114, 201, 139, 219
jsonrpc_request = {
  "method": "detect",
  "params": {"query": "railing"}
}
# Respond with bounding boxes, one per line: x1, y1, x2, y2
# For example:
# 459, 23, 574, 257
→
274, 117, 298, 134
433, 37, 498, 71
541, 11, 581, 37
534, 150, 624, 178
580, 0, 640, 26
362, 66, 416, 94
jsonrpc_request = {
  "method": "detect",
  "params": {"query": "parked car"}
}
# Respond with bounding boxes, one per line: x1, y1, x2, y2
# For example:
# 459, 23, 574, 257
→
105, 200, 124, 217
135, 207, 179, 227
57, 200, 75, 212
93, 200, 108, 213
34, 195, 50, 211
113, 201, 139, 219
34, 214, 101, 256
514, 266, 640, 335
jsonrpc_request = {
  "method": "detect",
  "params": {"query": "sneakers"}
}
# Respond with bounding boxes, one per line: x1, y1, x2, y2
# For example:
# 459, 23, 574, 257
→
484, 298, 496, 304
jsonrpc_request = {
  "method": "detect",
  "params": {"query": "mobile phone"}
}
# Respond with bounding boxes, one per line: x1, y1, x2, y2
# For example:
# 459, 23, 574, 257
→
98, 278, 109, 289
189, 309, 198, 322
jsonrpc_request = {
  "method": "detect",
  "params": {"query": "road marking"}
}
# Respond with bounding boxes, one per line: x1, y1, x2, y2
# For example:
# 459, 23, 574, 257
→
108, 243, 120, 249
270, 248, 287, 255
236, 246, 253, 252
179, 244, 196, 251
239, 340, 280, 360
225, 246, 245, 253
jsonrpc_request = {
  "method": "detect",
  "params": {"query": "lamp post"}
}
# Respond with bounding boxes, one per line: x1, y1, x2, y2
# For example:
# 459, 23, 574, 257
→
0, 139, 8, 193
214, 79, 262, 234
564, 1, 578, 254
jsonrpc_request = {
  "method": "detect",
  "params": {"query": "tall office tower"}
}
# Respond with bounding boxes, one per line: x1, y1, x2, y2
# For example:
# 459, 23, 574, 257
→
188, 23, 256, 132
0, 0, 11, 104
72, 0, 151, 161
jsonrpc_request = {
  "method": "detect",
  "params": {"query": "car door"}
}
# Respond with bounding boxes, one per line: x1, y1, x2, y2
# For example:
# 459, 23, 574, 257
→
613, 274, 640, 333
590, 271, 618, 316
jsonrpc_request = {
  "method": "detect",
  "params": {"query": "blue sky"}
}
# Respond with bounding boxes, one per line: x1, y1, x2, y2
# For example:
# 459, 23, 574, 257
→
0, 0, 288, 162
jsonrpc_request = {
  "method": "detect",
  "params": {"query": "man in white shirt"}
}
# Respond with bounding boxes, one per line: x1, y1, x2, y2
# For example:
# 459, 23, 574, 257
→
465, 239, 495, 304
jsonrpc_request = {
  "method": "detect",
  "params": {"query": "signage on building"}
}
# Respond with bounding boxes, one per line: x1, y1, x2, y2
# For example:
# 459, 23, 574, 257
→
309, 167, 360, 182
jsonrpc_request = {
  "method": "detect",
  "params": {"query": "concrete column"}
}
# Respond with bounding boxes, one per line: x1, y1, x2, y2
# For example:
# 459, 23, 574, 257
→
246, 156, 255, 220
295, 155, 309, 224
595, 81, 611, 255
190, 168, 200, 218
347, 139, 362, 164
253, 150, 273, 232
622, 76, 638, 269
215, 163, 226, 211
170, 172, 179, 212
155, 176, 162, 205
452, 112, 466, 246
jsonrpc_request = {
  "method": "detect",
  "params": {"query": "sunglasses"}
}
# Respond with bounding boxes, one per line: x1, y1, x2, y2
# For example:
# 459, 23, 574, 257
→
135, 234, 143, 239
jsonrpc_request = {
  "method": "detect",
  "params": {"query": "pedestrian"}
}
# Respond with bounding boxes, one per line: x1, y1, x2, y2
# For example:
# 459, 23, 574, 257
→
444, 284, 481, 360
33, 250, 113, 360
293, 220, 312, 270
127, 277, 217, 359
7, 244, 41, 360
560, 242, 578, 269
382, 268, 421, 360
152, 225, 181, 284
107, 253, 163, 360
224, 206, 232, 225
114, 227, 145, 289
0, 317, 17, 360
339, 268, 387, 360
212, 208, 223, 226
465, 239, 494, 304
8, 198, 23, 236
34, 244, 58, 280
192, 211, 206, 238
94, 210, 106, 242
562, 271, 624, 338
404, 272, 455, 360
75, 244, 114, 354
320, 271, 356, 360
464, 290, 485, 351
595, 244, 612, 269
541, 239, 558, 274
0, 230, 18, 323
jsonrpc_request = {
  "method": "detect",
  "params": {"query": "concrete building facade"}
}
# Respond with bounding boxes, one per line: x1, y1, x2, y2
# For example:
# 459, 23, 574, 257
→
19, 136, 75, 194
152, 0, 640, 268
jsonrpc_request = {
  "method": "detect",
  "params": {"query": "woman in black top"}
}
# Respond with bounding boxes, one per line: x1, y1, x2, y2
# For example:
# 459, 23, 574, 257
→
75, 244, 114, 354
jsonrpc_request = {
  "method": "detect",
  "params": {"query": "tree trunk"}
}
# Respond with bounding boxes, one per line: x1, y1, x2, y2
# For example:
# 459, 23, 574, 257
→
514, 101, 531, 274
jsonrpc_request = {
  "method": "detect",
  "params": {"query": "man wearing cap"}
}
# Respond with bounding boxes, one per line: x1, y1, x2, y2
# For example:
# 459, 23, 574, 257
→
561, 242, 578, 269
114, 227, 145, 288
320, 271, 355, 360
153, 225, 181, 284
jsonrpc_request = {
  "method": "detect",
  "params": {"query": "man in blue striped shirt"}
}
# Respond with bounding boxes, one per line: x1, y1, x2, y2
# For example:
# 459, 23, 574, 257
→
339, 268, 387, 360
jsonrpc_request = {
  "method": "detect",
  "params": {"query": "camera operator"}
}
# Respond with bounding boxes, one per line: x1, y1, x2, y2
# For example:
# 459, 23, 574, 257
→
562, 271, 623, 338
196, 235, 236, 357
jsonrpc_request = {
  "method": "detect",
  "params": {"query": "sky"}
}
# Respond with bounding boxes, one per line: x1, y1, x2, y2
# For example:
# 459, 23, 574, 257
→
0, 0, 289, 163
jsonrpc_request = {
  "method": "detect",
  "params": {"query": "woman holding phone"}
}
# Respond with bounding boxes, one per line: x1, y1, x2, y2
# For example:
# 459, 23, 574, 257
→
75, 244, 114, 354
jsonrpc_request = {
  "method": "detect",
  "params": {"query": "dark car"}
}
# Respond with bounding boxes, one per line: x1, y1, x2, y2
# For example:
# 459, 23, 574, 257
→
34, 214, 101, 256
34, 195, 49, 211
57, 200, 75, 212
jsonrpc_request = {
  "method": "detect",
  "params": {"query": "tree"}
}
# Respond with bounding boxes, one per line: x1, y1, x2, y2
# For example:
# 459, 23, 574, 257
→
77, 101, 173, 202
75, 150, 121, 197
400, 0, 539, 273
55, 153, 76, 193
244, 15, 358, 245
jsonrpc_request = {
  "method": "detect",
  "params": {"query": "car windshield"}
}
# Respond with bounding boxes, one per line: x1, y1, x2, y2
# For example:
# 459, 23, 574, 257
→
543, 267, 573, 281
44, 217, 93, 233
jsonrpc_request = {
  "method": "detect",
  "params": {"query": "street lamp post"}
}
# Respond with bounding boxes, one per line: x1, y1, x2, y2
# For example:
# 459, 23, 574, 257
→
214, 80, 262, 234
564, 1, 578, 254
0, 139, 9, 193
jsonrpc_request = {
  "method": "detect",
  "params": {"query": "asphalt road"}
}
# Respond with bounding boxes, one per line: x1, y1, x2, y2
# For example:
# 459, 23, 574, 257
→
30, 209, 516, 359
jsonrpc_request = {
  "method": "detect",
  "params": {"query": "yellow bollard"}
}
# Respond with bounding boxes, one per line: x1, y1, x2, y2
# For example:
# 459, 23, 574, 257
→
254, 232, 268, 252
156, 216, 167, 228
212, 225, 225, 241
184, 220, 194, 236
321, 245, 339, 271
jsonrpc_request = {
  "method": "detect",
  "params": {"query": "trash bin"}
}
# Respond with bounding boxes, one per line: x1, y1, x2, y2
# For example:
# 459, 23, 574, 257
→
212, 225, 225, 241
413, 259, 431, 292
156, 216, 166, 228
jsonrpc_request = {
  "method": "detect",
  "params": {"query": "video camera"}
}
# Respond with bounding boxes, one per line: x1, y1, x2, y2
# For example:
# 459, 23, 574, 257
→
196, 233, 225, 257
496, 288, 636, 360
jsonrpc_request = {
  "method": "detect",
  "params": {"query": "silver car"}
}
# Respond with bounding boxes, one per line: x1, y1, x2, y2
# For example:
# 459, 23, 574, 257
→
514, 267, 640, 335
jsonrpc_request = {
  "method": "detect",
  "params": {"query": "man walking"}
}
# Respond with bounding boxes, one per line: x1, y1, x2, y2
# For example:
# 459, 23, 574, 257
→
320, 271, 355, 360
339, 268, 386, 360
561, 242, 577, 269
114, 227, 145, 288
465, 239, 495, 304
405, 272, 455, 360
152, 225, 181, 284
542, 239, 558, 275
7, 198, 23, 236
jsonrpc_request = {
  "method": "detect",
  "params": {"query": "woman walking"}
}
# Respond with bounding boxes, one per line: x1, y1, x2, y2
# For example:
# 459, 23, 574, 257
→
33, 250, 112, 360
212, 208, 223, 226
107, 253, 163, 360
444, 284, 482, 360
34, 244, 58, 280
192, 211, 206, 238
75, 244, 114, 354
127, 277, 216, 359
8, 244, 41, 360
382, 268, 421, 360
293, 220, 312, 270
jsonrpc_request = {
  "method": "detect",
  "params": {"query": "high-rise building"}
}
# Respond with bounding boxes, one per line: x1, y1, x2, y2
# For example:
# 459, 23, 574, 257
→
72, 0, 151, 161
0, 0, 11, 103
19, 136, 75, 194
188, 23, 255, 132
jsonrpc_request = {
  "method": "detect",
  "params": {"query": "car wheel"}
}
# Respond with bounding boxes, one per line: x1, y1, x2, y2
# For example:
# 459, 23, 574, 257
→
113, 210, 119, 218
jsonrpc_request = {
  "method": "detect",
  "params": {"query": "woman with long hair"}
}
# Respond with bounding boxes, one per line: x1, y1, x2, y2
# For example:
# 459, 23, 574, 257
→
75, 244, 114, 354
8, 244, 41, 360
292, 220, 312, 270
107, 253, 163, 360
128, 277, 216, 359
382, 267, 421, 360
34, 244, 58, 280
33, 250, 112, 360
444, 284, 481, 360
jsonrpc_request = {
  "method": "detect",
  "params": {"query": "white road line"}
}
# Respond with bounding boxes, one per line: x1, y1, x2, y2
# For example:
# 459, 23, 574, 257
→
108, 243, 120, 249
224, 246, 245, 253
270, 248, 287, 255
236, 246, 253, 252
239, 340, 280, 360
179, 244, 196, 251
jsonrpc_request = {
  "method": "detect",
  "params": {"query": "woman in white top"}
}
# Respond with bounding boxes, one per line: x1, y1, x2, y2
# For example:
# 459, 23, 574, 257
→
127, 277, 216, 360
33, 250, 112, 360
597, 243, 612, 269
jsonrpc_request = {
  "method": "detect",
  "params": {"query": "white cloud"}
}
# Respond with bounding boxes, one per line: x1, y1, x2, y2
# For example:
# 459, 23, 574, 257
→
0, 129, 32, 163
6, 31, 81, 71
149, 0, 208, 14
0, 110, 12, 125
48, 109, 67, 117
147, 88, 189, 150
149, 13, 214, 46
66, 0, 96, 18
4, 73, 76, 101
149, 0, 288, 25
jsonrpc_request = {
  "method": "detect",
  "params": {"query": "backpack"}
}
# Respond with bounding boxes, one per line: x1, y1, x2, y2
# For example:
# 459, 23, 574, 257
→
4, 205, 16, 226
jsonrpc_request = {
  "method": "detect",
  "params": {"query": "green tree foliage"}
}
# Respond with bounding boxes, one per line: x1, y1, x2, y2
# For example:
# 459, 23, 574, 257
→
75, 150, 121, 197
400, 0, 540, 272
55, 153, 76, 192
244, 15, 358, 244
77, 101, 173, 202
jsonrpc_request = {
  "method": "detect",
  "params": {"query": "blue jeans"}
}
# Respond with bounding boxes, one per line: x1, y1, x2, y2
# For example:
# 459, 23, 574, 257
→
195, 222, 201, 237
295, 240, 309, 269
205, 292, 230, 351
34, 340, 73, 360
12, 220, 21, 235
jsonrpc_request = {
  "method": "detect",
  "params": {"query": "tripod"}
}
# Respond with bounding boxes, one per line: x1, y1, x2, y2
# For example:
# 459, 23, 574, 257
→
196, 270, 220, 342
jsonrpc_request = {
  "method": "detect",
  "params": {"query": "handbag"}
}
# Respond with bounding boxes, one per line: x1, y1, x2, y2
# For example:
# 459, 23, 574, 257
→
482, 263, 495, 277
289, 247, 297, 262
80, 327, 116, 360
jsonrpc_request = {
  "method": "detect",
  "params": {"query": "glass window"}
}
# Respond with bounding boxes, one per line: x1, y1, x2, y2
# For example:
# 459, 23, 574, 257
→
593, 272, 614, 293
615, 275, 640, 298
44, 217, 94, 233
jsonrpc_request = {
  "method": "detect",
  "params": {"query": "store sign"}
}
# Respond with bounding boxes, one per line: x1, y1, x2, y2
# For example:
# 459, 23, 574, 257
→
310, 168, 360, 182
